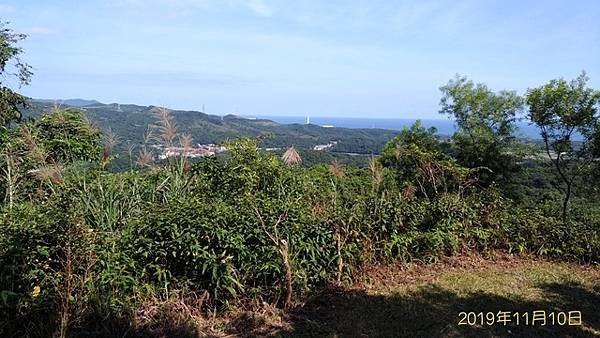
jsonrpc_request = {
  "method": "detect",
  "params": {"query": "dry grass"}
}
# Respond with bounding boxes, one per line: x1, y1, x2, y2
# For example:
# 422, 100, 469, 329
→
153, 107, 178, 147
281, 147, 302, 166
29, 163, 64, 185
283, 254, 600, 337
97, 254, 599, 337
329, 159, 344, 178
136, 148, 154, 168
355, 252, 599, 294
102, 129, 120, 161
368, 157, 384, 187
127, 295, 290, 338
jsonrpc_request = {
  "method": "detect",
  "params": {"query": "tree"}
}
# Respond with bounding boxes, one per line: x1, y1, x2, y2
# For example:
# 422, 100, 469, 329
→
379, 120, 442, 185
526, 72, 600, 226
1, 108, 101, 206
439, 75, 523, 185
0, 21, 32, 130
379, 121, 475, 198
35, 108, 102, 163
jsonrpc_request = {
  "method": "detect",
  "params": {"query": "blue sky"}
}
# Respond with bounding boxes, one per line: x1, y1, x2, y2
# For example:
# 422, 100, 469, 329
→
2, 0, 599, 118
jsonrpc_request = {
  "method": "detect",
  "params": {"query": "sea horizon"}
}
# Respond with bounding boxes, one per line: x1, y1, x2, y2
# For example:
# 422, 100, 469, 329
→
251, 115, 544, 140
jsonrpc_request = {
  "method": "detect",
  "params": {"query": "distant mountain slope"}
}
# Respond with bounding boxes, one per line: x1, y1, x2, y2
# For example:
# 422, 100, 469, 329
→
34, 98, 102, 107
25, 99, 399, 154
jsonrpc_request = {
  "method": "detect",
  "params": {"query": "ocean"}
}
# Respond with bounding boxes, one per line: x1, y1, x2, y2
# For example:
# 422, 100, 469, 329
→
254, 116, 544, 140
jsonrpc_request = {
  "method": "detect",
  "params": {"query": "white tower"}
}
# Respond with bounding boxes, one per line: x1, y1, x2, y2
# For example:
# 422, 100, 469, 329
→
306, 115, 310, 124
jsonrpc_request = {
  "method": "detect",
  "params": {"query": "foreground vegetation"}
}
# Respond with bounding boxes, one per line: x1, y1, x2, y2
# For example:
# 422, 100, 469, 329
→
0, 22, 599, 337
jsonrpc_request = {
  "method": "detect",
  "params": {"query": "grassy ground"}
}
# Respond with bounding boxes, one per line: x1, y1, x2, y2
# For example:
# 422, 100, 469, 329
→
274, 255, 600, 338
122, 254, 599, 337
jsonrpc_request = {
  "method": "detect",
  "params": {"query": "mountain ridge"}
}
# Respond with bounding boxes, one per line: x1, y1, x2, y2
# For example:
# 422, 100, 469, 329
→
25, 99, 400, 155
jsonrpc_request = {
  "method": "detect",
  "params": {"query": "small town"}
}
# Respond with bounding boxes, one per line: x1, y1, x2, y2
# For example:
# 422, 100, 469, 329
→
156, 141, 340, 159
155, 144, 226, 160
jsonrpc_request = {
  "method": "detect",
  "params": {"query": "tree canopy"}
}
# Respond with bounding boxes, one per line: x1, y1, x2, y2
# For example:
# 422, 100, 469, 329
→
439, 75, 523, 185
0, 22, 32, 130
526, 72, 600, 225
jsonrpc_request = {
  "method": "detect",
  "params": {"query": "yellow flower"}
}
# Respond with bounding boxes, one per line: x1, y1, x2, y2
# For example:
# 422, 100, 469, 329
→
31, 286, 41, 298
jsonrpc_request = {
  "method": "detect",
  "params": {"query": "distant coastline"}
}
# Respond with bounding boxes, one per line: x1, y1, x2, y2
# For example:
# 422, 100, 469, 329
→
251, 115, 545, 140
29, 98, 548, 140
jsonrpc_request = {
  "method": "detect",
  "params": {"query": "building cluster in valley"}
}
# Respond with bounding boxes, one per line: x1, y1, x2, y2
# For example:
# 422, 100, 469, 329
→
156, 144, 226, 160
313, 141, 338, 151
156, 140, 339, 160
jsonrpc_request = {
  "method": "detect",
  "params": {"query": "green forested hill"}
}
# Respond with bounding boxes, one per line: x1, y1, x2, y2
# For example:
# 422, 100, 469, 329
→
23, 100, 399, 154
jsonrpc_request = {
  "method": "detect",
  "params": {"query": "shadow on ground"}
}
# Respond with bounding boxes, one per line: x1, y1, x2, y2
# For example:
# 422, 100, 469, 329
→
275, 282, 600, 338
10, 279, 597, 337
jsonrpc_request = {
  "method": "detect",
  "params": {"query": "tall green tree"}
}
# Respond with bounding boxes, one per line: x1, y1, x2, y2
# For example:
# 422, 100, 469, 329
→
526, 72, 600, 226
0, 21, 32, 130
440, 75, 523, 185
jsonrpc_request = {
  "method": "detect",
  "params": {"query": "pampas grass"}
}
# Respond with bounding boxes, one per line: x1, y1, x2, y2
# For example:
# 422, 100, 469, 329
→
153, 107, 177, 147
281, 146, 301, 166
329, 159, 344, 177
136, 148, 153, 168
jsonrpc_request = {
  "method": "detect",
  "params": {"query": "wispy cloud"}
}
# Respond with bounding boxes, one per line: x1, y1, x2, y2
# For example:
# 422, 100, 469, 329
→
244, 0, 273, 17
109, 0, 274, 18
390, 0, 478, 35
43, 71, 259, 88
22, 26, 58, 35
0, 4, 16, 15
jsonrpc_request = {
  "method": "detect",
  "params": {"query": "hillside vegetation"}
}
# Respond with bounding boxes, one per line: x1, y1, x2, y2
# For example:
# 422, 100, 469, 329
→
24, 100, 398, 155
